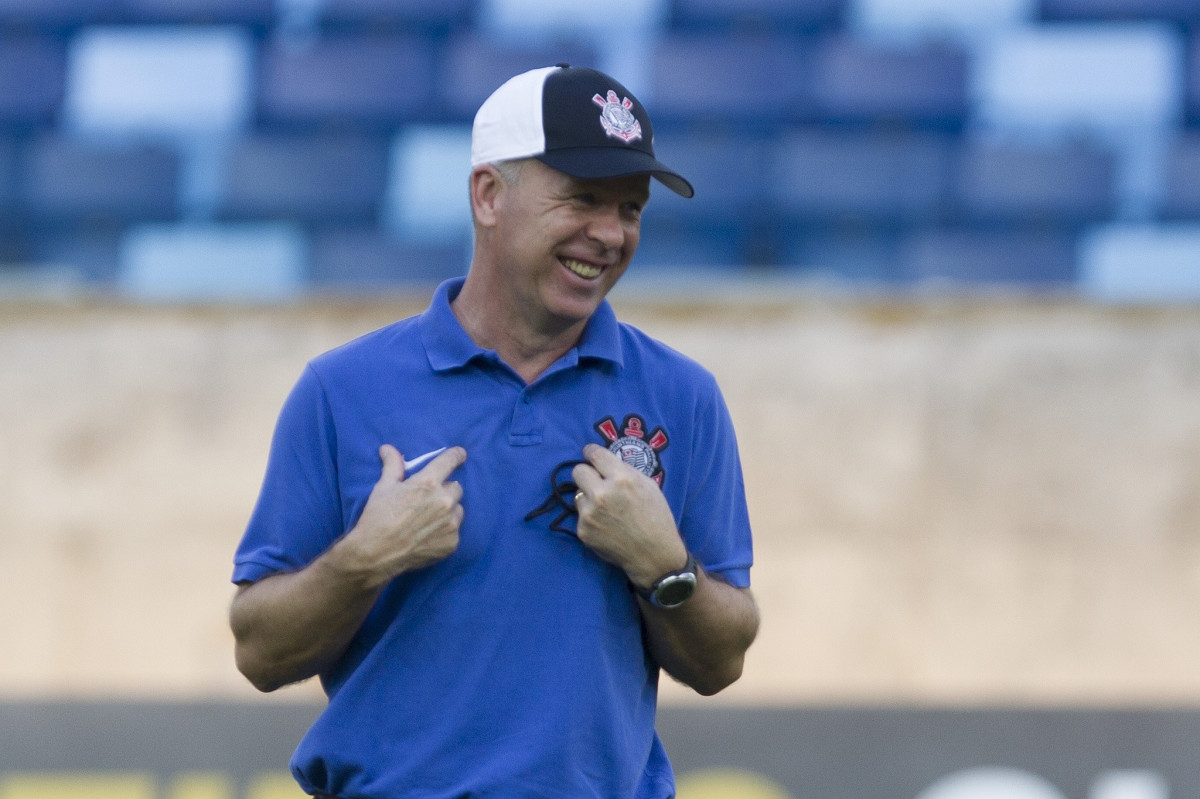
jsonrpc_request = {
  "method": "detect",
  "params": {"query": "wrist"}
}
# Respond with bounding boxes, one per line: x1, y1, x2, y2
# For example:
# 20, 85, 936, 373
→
636, 551, 699, 609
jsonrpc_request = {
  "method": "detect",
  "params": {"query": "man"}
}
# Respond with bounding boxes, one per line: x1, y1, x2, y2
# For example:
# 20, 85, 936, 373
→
230, 64, 759, 798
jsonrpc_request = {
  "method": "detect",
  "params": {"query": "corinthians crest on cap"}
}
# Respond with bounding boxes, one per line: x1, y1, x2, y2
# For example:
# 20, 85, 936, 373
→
593, 90, 643, 144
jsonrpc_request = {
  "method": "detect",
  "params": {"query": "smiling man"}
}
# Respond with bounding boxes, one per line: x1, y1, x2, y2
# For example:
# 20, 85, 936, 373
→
229, 65, 759, 799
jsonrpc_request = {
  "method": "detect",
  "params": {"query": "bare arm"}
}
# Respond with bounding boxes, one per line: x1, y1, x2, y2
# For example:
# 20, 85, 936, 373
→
572, 445, 759, 695
229, 445, 467, 692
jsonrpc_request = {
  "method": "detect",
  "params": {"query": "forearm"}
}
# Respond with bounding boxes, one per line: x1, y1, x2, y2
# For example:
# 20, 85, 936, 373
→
229, 539, 385, 692
639, 570, 759, 696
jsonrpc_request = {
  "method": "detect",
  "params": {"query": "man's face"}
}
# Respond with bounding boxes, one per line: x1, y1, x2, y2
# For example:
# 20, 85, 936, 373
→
489, 159, 651, 328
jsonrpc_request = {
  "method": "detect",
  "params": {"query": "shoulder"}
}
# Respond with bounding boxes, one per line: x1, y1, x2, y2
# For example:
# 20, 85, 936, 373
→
308, 314, 423, 379
616, 321, 720, 394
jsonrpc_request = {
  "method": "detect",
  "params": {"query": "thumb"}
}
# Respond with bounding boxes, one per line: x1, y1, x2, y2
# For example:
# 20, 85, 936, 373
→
378, 444, 405, 483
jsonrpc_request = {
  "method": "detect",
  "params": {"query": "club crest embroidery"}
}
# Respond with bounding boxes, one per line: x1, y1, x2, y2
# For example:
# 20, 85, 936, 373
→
595, 414, 668, 486
592, 90, 643, 144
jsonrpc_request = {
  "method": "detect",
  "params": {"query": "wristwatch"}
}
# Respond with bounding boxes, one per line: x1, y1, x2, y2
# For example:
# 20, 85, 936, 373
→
639, 552, 699, 609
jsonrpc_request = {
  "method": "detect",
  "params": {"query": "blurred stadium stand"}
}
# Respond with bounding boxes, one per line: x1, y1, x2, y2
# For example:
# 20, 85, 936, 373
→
0, 0, 1199, 300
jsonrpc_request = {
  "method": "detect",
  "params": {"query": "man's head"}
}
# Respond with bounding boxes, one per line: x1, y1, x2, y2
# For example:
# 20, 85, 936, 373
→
470, 64, 693, 199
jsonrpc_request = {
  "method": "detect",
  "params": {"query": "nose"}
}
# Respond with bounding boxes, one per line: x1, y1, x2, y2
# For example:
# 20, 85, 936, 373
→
585, 203, 628, 251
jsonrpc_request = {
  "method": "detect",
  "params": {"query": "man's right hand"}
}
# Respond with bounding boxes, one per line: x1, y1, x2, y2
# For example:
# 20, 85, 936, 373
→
338, 444, 467, 587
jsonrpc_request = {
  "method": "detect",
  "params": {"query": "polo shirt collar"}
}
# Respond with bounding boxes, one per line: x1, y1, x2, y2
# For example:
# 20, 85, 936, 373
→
419, 277, 624, 373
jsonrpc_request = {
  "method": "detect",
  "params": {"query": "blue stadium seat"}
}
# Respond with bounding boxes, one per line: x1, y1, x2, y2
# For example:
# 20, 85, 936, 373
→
0, 136, 16, 215
383, 125, 473, 242
850, 0, 1033, 46
974, 25, 1182, 133
1158, 134, 1200, 219
117, 0, 276, 25
952, 138, 1116, 224
1039, 0, 1200, 23
633, 220, 751, 270
478, 0, 666, 40
776, 224, 903, 283
257, 34, 438, 128
0, 36, 67, 128
219, 134, 390, 222
27, 224, 124, 282
438, 34, 598, 121
310, 227, 471, 289
118, 222, 307, 301
669, 0, 845, 31
812, 37, 968, 125
64, 27, 253, 137
769, 128, 952, 223
1079, 223, 1200, 301
646, 33, 816, 125
0, 0, 118, 28
898, 228, 1078, 285
318, 0, 476, 30
19, 136, 179, 221
811, 37, 968, 125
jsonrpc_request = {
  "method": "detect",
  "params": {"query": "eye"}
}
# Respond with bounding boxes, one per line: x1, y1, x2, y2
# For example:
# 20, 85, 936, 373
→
574, 193, 598, 206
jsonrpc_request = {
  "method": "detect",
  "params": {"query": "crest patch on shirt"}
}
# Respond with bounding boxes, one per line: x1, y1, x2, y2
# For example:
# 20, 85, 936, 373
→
595, 414, 668, 486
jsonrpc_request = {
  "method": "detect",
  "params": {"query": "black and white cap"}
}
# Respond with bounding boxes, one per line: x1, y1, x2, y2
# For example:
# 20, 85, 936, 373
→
471, 64, 694, 198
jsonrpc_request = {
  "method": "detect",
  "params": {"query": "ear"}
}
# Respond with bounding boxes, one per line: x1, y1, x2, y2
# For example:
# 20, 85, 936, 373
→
470, 165, 504, 228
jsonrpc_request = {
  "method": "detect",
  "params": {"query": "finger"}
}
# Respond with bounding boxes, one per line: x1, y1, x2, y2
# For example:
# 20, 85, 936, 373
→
572, 461, 602, 495
582, 443, 623, 476
378, 444, 405, 483
420, 446, 468, 484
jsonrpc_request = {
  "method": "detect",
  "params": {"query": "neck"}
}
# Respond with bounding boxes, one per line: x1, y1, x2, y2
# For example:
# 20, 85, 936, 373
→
452, 273, 588, 384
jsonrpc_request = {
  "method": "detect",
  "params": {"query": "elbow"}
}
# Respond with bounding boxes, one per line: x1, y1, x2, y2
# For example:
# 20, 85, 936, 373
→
234, 645, 288, 694
689, 655, 745, 697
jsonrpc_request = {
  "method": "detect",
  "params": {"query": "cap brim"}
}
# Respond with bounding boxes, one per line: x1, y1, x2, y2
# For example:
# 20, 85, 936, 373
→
537, 147, 695, 198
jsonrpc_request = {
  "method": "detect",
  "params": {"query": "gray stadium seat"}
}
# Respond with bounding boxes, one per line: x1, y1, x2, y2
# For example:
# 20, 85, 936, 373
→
219, 134, 390, 222
0, 36, 67, 127
668, 0, 845, 31
19, 136, 180, 221
951, 139, 1116, 224
310, 227, 471, 289
899, 228, 1078, 285
438, 34, 598, 121
1039, 0, 1200, 23
1158, 134, 1200, 219
257, 34, 438, 128
769, 128, 953, 223
318, 0, 476, 29
647, 33, 816, 125
811, 37, 969, 126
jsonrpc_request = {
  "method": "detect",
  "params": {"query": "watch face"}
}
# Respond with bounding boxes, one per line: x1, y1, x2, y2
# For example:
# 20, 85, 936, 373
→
654, 574, 697, 608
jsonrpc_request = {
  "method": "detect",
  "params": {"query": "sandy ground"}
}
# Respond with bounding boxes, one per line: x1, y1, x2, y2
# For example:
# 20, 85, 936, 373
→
2, 292, 1199, 706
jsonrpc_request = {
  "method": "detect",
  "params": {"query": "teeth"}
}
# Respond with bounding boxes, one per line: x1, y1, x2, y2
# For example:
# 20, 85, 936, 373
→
562, 258, 602, 279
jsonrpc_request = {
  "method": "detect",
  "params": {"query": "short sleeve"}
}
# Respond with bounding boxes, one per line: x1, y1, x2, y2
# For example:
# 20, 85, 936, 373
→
232, 364, 345, 585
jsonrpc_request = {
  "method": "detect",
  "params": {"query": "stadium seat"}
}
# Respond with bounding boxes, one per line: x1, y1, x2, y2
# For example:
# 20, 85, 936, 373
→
668, 0, 845, 31
1160, 133, 1200, 219
776, 223, 903, 282
19, 135, 180, 221
769, 128, 952, 223
849, 0, 1033, 46
438, 34, 599, 121
64, 26, 253, 136
1039, 0, 1200, 23
257, 33, 438, 128
479, 0, 666, 39
0, 36, 67, 128
810, 36, 969, 126
310, 227, 471, 289
383, 125, 474, 242
116, 0, 276, 25
898, 227, 1077, 285
0, 0, 119, 28
1185, 32, 1200, 124
973, 24, 1183, 133
219, 134, 390, 222
632, 219, 751, 270
646, 33, 816, 125
318, 0, 476, 30
0, 136, 16, 215
1079, 223, 1200, 301
951, 138, 1116, 224
118, 222, 307, 301
27, 224, 124, 282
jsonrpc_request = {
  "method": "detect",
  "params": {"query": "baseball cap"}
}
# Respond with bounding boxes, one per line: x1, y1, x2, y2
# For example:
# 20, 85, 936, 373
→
470, 64, 694, 198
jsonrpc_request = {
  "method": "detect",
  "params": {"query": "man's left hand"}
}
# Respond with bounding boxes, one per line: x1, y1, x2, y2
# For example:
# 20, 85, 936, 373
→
571, 444, 688, 590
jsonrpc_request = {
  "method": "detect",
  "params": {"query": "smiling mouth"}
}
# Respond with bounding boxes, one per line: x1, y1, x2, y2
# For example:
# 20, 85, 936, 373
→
561, 257, 603, 280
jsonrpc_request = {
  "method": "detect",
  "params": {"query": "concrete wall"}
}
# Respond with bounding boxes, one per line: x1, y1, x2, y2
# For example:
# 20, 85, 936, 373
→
2, 294, 1198, 705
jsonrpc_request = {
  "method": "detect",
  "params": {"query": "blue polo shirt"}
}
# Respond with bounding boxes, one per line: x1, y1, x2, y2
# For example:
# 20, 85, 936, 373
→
233, 278, 753, 799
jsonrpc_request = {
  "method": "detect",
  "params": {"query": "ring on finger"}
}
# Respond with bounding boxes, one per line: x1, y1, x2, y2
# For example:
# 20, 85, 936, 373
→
575, 491, 585, 506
